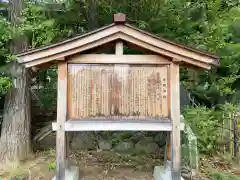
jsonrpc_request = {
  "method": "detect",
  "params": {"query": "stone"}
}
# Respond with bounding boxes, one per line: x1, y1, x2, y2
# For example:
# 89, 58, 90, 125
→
71, 132, 96, 150
98, 140, 112, 150
154, 162, 184, 180
143, 136, 155, 142
52, 166, 79, 180
127, 133, 142, 143
37, 132, 56, 150
114, 141, 134, 153
135, 140, 160, 154
111, 132, 134, 141
154, 132, 167, 147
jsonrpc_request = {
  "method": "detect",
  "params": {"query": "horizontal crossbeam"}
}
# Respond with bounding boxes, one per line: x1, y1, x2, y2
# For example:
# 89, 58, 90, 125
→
52, 120, 185, 131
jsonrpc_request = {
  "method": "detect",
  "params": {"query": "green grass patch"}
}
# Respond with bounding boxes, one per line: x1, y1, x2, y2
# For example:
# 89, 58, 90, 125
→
210, 171, 240, 180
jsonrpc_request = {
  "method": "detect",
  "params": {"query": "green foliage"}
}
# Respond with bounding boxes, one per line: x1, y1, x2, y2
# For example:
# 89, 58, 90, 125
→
0, 1, 58, 95
48, 161, 56, 170
0, 76, 12, 96
22, 1, 58, 48
0, 15, 12, 96
183, 103, 237, 153
16, 176, 24, 180
0, 16, 11, 64
210, 171, 240, 180
48, 148, 56, 157
183, 106, 219, 153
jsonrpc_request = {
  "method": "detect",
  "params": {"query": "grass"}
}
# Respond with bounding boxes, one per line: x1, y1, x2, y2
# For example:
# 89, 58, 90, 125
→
211, 171, 240, 180
48, 161, 56, 170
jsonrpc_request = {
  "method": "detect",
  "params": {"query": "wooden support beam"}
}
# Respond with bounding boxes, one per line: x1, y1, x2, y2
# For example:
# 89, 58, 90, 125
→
164, 132, 171, 168
115, 41, 123, 55
68, 54, 171, 65
170, 62, 181, 180
56, 62, 68, 180
66, 132, 70, 169
52, 120, 185, 132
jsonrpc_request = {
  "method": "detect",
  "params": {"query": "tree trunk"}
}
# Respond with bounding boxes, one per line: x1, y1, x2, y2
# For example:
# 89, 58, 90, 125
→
0, 67, 31, 167
0, 0, 31, 169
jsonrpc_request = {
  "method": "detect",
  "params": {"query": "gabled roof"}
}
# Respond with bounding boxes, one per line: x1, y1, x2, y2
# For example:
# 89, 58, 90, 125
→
17, 13, 219, 69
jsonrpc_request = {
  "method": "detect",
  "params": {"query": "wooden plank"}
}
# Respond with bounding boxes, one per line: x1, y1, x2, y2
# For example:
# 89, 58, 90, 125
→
18, 24, 218, 68
68, 54, 171, 65
56, 62, 68, 180
23, 32, 211, 69
164, 132, 171, 168
66, 132, 70, 169
67, 64, 170, 119
115, 41, 124, 55
52, 120, 185, 131
121, 25, 217, 65
170, 62, 181, 180
24, 33, 121, 67
121, 34, 211, 69
18, 25, 120, 63
67, 70, 73, 120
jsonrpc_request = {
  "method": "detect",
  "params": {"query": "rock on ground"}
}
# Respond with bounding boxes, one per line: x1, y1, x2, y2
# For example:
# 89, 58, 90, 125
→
114, 141, 134, 153
135, 138, 160, 154
71, 132, 96, 150
98, 140, 112, 150
37, 132, 56, 150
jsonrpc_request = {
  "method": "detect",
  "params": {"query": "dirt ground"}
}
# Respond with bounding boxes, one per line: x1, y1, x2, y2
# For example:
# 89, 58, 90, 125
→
1, 150, 239, 180
80, 166, 154, 180
0, 150, 156, 180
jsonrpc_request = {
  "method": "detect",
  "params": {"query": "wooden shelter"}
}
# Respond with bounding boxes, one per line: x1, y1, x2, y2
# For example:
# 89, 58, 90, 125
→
17, 13, 219, 180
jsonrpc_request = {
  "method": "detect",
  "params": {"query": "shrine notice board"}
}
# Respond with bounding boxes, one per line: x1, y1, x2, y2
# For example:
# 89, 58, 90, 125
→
67, 64, 169, 120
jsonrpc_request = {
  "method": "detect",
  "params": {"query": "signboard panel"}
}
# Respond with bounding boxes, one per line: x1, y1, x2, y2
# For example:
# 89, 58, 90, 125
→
68, 64, 169, 120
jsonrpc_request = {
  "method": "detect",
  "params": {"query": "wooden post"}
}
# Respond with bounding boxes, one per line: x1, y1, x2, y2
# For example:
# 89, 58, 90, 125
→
164, 132, 171, 168
170, 62, 181, 180
115, 41, 123, 55
233, 117, 239, 158
56, 62, 68, 180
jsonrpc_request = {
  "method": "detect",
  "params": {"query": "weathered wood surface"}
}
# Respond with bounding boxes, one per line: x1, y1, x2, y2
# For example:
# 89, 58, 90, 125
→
115, 41, 123, 55
164, 132, 171, 168
114, 13, 126, 23
170, 62, 181, 180
56, 62, 68, 180
18, 20, 219, 69
68, 54, 171, 65
68, 64, 169, 120
52, 119, 185, 131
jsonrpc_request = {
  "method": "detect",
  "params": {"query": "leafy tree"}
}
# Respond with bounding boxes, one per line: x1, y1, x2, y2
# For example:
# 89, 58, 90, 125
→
0, 16, 11, 98
0, 0, 57, 167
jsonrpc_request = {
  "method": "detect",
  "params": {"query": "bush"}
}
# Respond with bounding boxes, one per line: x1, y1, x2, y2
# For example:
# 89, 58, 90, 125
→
183, 103, 236, 154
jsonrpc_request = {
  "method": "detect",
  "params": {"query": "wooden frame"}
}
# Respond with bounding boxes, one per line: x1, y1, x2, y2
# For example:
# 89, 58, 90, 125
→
52, 120, 185, 131
56, 62, 68, 180
17, 21, 219, 69
64, 52, 181, 179
68, 54, 171, 65
67, 55, 171, 120
15, 13, 219, 180
170, 62, 181, 179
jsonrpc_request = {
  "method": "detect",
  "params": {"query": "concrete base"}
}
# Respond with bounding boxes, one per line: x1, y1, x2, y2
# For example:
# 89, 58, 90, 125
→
154, 161, 184, 180
52, 166, 79, 180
